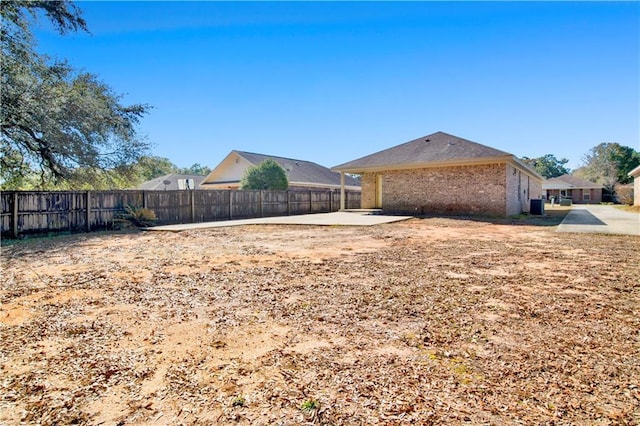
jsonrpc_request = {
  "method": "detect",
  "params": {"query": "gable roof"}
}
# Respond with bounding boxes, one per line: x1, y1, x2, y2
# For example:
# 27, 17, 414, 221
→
542, 174, 604, 190
136, 173, 206, 190
236, 151, 361, 187
201, 150, 361, 189
332, 131, 541, 179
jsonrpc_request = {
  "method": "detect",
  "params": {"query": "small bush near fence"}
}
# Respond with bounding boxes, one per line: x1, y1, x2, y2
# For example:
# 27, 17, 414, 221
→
1, 189, 361, 239
114, 206, 158, 229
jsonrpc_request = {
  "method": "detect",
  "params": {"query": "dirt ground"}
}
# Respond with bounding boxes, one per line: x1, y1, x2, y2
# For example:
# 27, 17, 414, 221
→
1, 213, 639, 425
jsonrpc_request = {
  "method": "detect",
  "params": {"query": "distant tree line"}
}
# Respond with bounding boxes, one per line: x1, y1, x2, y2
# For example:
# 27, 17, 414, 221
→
1, 156, 212, 190
521, 154, 571, 179
522, 143, 639, 198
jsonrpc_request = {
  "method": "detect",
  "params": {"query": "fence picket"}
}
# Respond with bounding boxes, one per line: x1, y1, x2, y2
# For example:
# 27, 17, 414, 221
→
1, 189, 361, 239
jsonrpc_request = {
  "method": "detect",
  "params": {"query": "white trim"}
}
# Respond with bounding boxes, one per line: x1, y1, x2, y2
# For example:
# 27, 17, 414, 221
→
628, 165, 640, 178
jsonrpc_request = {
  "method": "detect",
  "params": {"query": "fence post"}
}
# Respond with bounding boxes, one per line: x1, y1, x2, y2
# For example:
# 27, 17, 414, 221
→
229, 190, 233, 219
12, 192, 19, 239
190, 189, 195, 223
309, 190, 313, 213
259, 191, 263, 217
287, 191, 291, 216
340, 173, 346, 211
142, 190, 147, 209
86, 191, 92, 232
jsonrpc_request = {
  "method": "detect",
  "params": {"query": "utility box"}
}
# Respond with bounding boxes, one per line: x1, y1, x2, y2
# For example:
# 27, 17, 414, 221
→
530, 199, 544, 215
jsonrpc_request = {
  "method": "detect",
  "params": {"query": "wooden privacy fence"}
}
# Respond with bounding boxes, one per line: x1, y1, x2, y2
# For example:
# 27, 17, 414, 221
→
1, 189, 361, 239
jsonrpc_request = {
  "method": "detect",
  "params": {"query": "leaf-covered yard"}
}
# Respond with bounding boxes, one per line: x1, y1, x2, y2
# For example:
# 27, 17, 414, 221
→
1, 217, 639, 424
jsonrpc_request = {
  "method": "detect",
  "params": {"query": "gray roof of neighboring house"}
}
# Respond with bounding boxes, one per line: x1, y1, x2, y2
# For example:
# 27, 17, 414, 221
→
332, 131, 518, 172
235, 151, 361, 187
544, 174, 604, 189
136, 174, 206, 190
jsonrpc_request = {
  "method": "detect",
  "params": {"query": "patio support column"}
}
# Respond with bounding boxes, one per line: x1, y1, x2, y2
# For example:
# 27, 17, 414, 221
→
340, 172, 345, 211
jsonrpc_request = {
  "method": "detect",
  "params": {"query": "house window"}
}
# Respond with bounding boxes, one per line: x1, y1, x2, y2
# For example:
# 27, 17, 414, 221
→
583, 190, 590, 201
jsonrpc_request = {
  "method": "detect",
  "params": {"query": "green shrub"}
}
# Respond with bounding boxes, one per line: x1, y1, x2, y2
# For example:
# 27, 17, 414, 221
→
115, 205, 158, 228
232, 396, 246, 407
301, 398, 320, 412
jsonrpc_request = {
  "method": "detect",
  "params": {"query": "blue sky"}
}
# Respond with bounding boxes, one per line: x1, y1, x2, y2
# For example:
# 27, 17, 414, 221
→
34, 1, 639, 171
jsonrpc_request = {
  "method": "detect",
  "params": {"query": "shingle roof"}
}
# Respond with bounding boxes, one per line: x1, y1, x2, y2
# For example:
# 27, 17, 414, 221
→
136, 174, 206, 190
236, 151, 361, 187
332, 131, 513, 172
544, 174, 603, 189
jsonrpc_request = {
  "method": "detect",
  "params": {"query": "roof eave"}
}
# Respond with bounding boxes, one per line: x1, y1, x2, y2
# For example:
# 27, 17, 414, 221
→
542, 182, 574, 190
628, 165, 640, 178
509, 157, 545, 182
332, 156, 511, 173
333, 155, 543, 181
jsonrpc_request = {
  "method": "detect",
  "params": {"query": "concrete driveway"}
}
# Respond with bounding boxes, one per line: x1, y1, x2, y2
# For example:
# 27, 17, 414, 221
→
147, 211, 412, 232
557, 205, 639, 236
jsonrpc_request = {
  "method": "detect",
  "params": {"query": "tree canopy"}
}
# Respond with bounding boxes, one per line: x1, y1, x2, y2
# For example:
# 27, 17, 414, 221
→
240, 160, 288, 190
1, 0, 150, 187
0, 155, 212, 190
177, 163, 211, 176
521, 154, 571, 179
574, 142, 640, 193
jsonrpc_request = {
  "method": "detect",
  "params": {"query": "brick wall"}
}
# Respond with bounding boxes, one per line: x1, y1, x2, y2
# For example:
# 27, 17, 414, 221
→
506, 165, 527, 215
359, 163, 542, 216
577, 188, 602, 204
361, 173, 377, 209
544, 188, 602, 204
530, 174, 543, 209
362, 163, 509, 216
503, 164, 543, 215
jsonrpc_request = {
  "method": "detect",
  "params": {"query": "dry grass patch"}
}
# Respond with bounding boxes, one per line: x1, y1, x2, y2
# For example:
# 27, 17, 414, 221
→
1, 217, 639, 424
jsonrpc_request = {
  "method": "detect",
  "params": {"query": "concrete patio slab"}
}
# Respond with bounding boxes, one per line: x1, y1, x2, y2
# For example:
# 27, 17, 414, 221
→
146, 211, 413, 232
557, 205, 639, 236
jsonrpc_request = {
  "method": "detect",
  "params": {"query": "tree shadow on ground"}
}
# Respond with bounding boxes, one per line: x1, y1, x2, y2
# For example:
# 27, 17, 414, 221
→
1, 228, 142, 252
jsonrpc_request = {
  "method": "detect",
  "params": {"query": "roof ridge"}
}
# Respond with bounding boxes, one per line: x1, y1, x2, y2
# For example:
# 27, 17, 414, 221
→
235, 150, 318, 165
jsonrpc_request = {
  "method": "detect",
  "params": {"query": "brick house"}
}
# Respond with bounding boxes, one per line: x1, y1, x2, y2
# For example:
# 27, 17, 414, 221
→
542, 174, 604, 204
331, 131, 543, 216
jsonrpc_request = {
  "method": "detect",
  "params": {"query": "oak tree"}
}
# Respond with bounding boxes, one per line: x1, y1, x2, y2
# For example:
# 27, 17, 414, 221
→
1, 1, 150, 187
521, 154, 570, 179
574, 142, 640, 195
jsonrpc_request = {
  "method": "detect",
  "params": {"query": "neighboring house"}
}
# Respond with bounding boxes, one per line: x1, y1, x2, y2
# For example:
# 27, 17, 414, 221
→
629, 165, 640, 206
331, 131, 543, 217
542, 174, 604, 204
136, 173, 206, 190
200, 150, 361, 191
